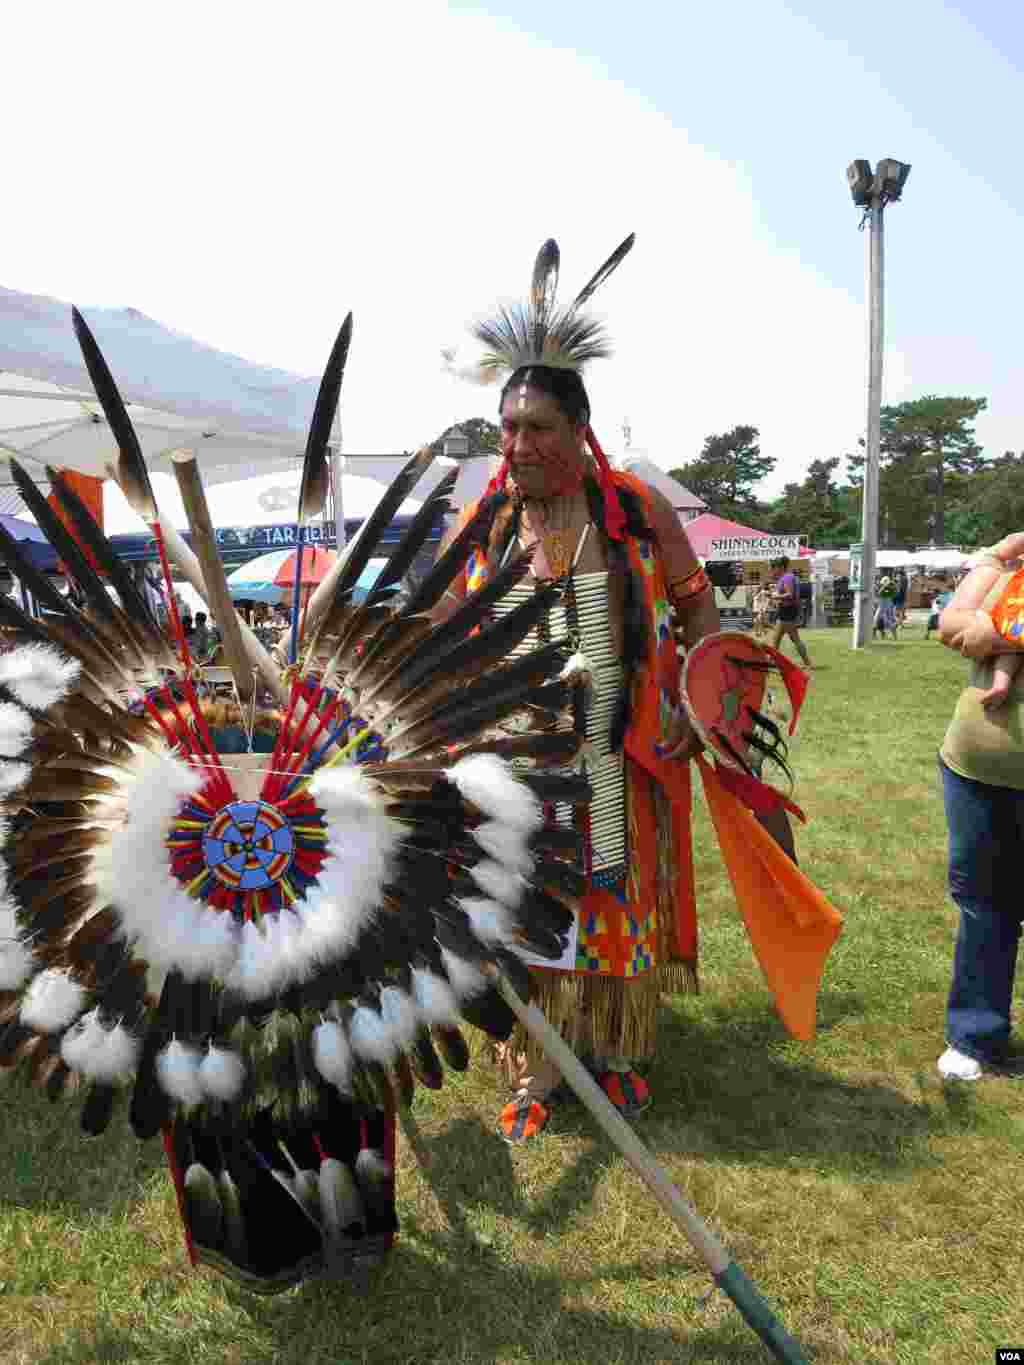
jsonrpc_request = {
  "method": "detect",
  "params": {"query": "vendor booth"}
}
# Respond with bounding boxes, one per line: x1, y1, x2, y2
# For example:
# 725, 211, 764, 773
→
700, 524, 810, 627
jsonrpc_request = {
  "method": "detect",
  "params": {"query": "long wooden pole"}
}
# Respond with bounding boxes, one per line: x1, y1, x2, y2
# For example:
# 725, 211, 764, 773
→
171, 452, 256, 703
109, 465, 289, 707
493, 974, 808, 1365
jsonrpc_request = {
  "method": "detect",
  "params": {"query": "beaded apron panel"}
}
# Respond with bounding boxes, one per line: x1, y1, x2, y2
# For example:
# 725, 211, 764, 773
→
491, 570, 628, 908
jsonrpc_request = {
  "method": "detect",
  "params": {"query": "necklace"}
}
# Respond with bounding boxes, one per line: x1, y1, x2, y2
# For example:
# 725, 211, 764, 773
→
519, 495, 585, 580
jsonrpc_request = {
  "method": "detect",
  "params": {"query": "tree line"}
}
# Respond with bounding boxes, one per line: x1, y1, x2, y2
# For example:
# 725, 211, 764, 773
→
670, 397, 1024, 548
433, 397, 1022, 549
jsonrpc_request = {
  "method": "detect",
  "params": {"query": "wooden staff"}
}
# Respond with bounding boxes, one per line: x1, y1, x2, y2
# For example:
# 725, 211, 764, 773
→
109, 468, 288, 707
492, 973, 809, 1365
172, 452, 257, 703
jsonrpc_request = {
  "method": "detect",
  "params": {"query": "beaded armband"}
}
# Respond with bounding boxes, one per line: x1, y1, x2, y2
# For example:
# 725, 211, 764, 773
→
669, 565, 711, 610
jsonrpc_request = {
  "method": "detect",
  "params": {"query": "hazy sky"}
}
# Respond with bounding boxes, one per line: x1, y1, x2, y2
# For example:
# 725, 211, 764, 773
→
3, 0, 1020, 495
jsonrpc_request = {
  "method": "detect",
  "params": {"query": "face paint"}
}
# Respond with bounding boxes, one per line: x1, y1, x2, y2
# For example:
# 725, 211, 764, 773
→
499, 387, 587, 499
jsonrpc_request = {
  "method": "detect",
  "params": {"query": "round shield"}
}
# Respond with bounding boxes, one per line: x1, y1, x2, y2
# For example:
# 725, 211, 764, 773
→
681, 631, 774, 774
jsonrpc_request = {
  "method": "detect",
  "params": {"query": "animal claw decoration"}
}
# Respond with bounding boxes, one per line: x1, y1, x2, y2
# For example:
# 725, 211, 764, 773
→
0, 309, 590, 1290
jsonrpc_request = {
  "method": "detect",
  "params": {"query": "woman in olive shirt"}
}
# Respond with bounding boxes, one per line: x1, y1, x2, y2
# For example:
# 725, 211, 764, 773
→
936, 534, 1024, 1079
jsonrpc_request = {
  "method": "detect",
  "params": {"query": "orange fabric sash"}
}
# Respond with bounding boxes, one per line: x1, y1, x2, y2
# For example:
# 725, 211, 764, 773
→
696, 755, 843, 1040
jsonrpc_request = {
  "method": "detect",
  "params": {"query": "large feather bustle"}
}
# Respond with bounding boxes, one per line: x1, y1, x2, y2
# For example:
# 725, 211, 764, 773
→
466, 233, 635, 379
0, 308, 592, 1169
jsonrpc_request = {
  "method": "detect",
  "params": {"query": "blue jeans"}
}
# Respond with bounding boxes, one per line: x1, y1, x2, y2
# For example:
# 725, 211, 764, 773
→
941, 760, 1024, 1062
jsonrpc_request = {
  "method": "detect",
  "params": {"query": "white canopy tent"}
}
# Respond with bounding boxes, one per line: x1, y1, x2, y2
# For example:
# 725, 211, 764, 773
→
916, 548, 969, 571
0, 284, 457, 541
101, 465, 425, 538
0, 284, 326, 504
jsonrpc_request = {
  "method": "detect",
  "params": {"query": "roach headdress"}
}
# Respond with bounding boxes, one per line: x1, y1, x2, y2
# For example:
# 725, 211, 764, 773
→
459, 234, 636, 541
0, 310, 591, 1289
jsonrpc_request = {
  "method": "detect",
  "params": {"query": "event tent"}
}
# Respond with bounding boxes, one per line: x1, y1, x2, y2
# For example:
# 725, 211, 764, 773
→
101, 465, 425, 538
0, 283, 322, 510
682, 513, 773, 559
0, 513, 57, 571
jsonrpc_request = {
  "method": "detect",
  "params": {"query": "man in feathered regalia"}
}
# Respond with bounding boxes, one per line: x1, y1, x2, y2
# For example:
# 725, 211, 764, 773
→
440, 235, 833, 1142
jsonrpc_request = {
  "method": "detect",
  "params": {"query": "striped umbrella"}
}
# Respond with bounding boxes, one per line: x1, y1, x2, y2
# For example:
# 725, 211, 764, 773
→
225, 546, 337, 605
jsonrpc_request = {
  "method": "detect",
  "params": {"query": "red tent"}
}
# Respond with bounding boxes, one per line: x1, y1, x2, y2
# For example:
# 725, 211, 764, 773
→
681, 512, 809, 559
680, 513, 771, 558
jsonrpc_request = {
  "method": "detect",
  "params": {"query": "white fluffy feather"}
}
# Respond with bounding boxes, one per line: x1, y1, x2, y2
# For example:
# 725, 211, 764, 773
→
0, 760, 30, 799
91, 1021, 141, 1083
60, 1010, 107, 1073
0, 897, 33, 991
0, 703, 34, 758
470, 821, 533, 876
291, 886, 374, 971
448, 755, 542, 832
20, 969, 86, 1033
469, 858, 526, 908
156, 1039, 204, 1106
198, 1045, 246, 1101
308, 765, 379, 814
62, 1011, 139, 1083
348, 1005, 398, 1064
410, 968, 460, 1025
440, 948, 488, 1000
96, 747, 212, 977
224, 919, 281, 1000
134, 893, 239, 984
269, 771, 403, 989
460, 896, 516, 948
312, 1018, 354, 1089
0, 644, 79, 711
379, 986, 419, 1049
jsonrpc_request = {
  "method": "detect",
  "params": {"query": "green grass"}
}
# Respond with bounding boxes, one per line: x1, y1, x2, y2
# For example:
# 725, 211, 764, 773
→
2, 628, 1021, 1364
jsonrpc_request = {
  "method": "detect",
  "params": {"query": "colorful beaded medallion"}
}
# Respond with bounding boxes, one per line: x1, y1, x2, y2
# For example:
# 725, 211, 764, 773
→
168, 789, 329, 921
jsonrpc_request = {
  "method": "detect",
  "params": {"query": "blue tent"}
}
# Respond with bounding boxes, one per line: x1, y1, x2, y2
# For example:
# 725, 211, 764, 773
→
0, 515, 58, 573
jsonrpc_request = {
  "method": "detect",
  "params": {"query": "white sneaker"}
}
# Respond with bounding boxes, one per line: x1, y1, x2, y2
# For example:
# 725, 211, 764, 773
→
937, 1046, 983, 1081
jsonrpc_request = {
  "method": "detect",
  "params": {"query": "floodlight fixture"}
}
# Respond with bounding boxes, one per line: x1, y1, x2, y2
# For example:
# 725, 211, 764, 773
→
875, 158, 911, 201
846, 159, 874, 206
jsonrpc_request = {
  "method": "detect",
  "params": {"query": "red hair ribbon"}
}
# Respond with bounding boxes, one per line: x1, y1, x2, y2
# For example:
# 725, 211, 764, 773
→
484, 457, 510, 499
584, 425, 627, 542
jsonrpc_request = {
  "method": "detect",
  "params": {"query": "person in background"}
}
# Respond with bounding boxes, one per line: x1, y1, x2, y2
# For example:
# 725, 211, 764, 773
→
934, 531, 1024, 1079
191, 611, 216, 662
893, 569, 909, 627
770, 556, 812, 667
873, 576, 899, 640
752, 582, 773, 638
925, 582, 954, 640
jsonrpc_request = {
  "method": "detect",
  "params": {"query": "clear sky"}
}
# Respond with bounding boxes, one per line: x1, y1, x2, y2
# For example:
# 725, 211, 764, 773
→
2, 0, 1020, 495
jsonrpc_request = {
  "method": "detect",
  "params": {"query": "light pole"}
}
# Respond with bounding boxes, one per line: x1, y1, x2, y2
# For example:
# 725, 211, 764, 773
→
846, 157, 911, 649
